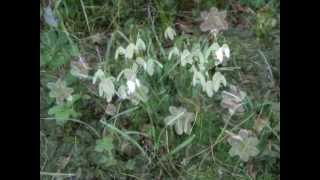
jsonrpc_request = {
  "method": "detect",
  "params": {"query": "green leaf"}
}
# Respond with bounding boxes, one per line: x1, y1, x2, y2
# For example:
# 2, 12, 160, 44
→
125, 160, 136, 170
164, 106, 195, 135
47, 79, 73, 105
48, 105, 78, 125
212, 72, 227, 92
227, 129, 260, 162
65, 94, 82, 106
102, 122, 151, 163
40, 31, 76, 69
169, 134, 196, 156
154, 60, 163, 69
95, 137, 114, 152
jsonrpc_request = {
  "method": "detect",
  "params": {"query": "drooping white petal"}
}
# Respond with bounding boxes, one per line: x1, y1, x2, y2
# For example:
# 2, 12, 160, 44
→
136, 38, 146, 52
215, 48, 224, 63
127, 80, 136, 94
135, 79, 141, 87
67, 95, 73, 102
222, 44, 230, 58
164, 27, 176, 41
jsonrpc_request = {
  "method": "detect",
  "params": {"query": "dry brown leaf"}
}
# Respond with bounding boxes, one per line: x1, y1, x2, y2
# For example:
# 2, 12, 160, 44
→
200, 7, 228, 34
253, 116, 269, 133
221, 85, 247, 115
105, 103, 117, 116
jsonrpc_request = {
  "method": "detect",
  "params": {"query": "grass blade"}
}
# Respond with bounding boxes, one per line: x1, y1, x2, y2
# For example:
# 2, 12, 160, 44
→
100, 121, 151, 163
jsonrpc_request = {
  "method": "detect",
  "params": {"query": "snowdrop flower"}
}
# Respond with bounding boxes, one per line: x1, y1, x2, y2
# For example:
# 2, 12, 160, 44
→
215, 48, 224, 63
127, 80, 136, 94
127, 78, 141, 94
135, 78, 141, 87
164, 26, 176, 41
215, 44, 230, 64
222, 44, 230, 58
67, 95, 73, 102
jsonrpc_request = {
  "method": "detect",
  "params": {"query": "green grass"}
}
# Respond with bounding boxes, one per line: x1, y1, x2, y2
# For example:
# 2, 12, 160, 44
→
40, 0, 279, 179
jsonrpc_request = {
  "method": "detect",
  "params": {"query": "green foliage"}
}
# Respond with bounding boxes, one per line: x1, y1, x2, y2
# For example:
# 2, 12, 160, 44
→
48, 104, 79, 125
40, 30, 78, 69
95, 137, 114, 153
254, 7, 278, 41
240, 0, 272, 9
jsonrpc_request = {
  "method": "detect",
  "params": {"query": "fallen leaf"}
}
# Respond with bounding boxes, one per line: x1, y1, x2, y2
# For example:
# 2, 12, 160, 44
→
70, 56, 90, 79
221, 85, 247, 115
227, 129, 259, 162
164, 106, 195, 135
47, 79, 74, 105
200, 7, 228, 34
246, 161, 257, 180
253, 116, 269, 133
105, 103, 117, 116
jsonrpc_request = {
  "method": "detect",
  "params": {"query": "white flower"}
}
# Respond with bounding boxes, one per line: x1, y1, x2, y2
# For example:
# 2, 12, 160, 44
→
67, 95, 73, 102
117, 85, 128, 99
222, 44, 230, 58
215, 44, 230, 65
127, 80, 136, 94
164, 26, 176, 41
215, 48, 224, 63
135, 79, 141, 87
126, 78, 141, 94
